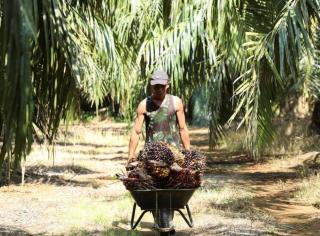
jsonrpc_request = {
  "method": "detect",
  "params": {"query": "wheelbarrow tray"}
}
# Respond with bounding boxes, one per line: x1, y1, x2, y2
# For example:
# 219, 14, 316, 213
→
129, 188, 196, 210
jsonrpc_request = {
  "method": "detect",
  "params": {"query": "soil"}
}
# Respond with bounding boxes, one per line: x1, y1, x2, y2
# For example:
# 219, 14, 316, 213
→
0, 123, 319, 235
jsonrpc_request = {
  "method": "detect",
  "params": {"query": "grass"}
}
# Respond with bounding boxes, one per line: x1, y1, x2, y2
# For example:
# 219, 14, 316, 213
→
68, 228, 141, 236
216, 116, 319, 161
218, 128, 246, 152
66, 196, 130, 224
27, 122, 130, 170
266, 134, 319, 157
294, 174, 320, 207
188, 180, 275, 222
59, 124, 129, 146
263, 155, 301, 172
191, 184, 254, 213
187, 179, 277, 235
60, 192, 142, 235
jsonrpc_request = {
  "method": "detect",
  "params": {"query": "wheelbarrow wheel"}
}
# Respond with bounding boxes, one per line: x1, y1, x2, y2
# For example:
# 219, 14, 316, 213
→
160, 229, 175, 235
160, 232, 170, 236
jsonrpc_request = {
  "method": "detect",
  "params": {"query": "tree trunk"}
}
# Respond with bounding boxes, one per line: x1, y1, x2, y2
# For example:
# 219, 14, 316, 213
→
311, 100, 320, 134
162, 0, 171, 29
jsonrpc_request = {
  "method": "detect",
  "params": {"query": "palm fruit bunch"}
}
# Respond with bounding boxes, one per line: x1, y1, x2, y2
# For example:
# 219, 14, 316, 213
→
147, 160, 170, 179
181, 149, 206, 171
139, 142, 174, 179
166, 169, 202, 189
119, 160, 156, 190
120, 176, 156, 190
139, 141, 175, 165
119, 142, 206, 190
168, 144, 185, 167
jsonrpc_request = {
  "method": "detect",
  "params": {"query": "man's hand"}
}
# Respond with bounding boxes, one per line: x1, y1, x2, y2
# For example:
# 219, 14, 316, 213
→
127, 155, 136, 165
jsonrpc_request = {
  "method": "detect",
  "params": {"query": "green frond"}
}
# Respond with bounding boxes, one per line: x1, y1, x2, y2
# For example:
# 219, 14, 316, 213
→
230, 0, 320, 158
1, 0, 320, 173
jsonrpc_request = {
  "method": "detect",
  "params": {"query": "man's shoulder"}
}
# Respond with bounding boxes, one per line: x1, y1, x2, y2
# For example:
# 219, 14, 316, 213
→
168, 94, 182, 111
140, 98, 148, 104
168, 94, 181, 102
137, 98, 147, 113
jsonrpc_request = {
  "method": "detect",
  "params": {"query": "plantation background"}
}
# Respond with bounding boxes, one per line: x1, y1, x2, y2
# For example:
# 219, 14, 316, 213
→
0, 0, 320, 235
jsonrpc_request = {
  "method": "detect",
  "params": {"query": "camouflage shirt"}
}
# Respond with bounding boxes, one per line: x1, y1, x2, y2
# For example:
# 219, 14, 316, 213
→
144, 94, 181, 148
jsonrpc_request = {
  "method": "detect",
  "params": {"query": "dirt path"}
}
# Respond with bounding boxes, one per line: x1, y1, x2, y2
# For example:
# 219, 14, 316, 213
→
205, 154, 320, 235
192, 129, 320, 235
236, 152, 320, 236
0, 123, 319, 235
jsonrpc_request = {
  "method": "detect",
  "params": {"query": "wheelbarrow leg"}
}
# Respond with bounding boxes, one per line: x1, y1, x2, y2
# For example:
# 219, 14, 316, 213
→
130, 203, 137, 229
130, 203, 148, 229
175, 204, 193, 228
186, 204, 193, 226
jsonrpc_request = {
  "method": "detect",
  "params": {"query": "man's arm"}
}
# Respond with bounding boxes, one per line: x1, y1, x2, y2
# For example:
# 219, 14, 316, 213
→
176, 98, 191, 150
128, 100, 146, 162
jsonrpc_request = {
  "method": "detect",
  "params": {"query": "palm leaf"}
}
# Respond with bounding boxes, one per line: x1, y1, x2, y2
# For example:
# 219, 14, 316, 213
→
230, 0, 320, 158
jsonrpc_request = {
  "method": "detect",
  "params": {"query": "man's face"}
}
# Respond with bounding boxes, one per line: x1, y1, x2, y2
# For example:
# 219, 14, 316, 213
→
151, 84, 169, 97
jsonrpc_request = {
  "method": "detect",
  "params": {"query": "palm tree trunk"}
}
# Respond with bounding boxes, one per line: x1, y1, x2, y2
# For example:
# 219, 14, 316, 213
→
20, 158, 25, 185
162, 0, 171, 29
311, 100, 320, 134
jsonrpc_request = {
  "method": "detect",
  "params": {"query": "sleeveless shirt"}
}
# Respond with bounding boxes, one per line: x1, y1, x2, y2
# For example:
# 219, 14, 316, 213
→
144, 94, 181, 148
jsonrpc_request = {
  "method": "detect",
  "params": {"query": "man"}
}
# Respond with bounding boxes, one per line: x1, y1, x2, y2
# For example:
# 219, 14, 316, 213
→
128, 69, 191, 162
127, 69, 191, 234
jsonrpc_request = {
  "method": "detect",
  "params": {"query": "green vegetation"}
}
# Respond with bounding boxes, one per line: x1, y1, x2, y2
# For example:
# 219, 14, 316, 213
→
191, 184, 254, 213
0, 1, 320, 179
63, 194, 133, 229
295, 174, 320, 207
65, 196, 144, 236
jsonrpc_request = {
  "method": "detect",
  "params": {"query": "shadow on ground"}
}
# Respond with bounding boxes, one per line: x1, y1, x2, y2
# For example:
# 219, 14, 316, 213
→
290, 153, 320, 177
54, 141, 124, 148
179, 223, 275, 235
0, 226, 38, 236
0, 165, 103, 188
27, 164, 97, 175
24, 174, 102, 188
90, 155, 127, 161
88, 222, 276, 236
275, 217, 320, 236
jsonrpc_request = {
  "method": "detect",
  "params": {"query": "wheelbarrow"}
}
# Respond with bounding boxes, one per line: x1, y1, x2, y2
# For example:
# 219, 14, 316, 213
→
129, 188, 196, 235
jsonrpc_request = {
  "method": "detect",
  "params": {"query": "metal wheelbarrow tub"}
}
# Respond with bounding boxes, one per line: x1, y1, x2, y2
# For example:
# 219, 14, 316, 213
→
129, 189, 196, 231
